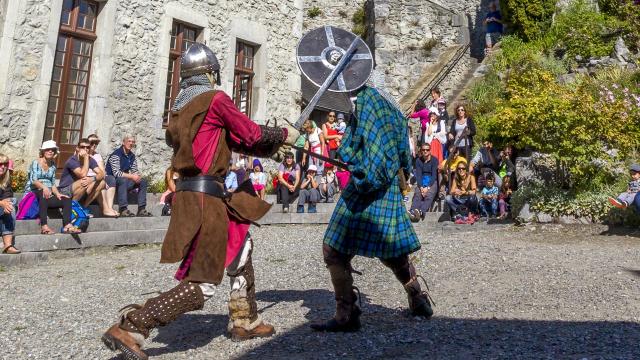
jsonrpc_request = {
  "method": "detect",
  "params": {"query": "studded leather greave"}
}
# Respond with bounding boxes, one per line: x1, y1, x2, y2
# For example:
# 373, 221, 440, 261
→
380, 255, 415, 284
119, 281, 205, 338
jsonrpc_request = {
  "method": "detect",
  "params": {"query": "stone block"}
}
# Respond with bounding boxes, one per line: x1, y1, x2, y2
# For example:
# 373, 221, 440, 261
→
0, 252, 49, 267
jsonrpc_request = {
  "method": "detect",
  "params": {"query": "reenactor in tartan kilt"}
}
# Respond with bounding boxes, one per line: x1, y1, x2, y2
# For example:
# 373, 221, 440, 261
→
311, 75, 434, 332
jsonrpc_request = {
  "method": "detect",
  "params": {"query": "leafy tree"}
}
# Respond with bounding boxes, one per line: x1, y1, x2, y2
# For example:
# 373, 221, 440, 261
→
501, 0, 556, 41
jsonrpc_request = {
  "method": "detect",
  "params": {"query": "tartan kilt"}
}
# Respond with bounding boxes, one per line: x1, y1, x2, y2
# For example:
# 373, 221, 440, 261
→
323, 177, 421, 259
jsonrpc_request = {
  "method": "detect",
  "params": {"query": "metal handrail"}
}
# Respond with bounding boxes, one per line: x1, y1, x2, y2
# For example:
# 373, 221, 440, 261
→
405, 41, 470, 114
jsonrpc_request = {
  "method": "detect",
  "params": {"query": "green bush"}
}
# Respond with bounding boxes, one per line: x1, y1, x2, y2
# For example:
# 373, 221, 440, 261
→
307, 6, 322, 19
147, 177, 166, 194
550, 0, 622, 59
352, 5, 367, 37
501, 0, 556, 41
599, 0, 640, 52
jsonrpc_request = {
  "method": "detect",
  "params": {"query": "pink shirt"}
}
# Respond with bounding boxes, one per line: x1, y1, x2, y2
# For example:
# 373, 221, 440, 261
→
409, 108, 430, 134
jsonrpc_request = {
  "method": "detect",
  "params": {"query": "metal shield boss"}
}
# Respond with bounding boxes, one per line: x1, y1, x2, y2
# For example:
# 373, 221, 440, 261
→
296, 26, 373, 93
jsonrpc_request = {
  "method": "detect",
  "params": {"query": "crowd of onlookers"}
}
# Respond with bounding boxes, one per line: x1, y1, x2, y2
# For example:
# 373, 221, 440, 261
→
406, 88, 517, 225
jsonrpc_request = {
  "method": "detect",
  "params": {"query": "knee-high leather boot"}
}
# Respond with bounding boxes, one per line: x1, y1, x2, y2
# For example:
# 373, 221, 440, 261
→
382, 257, 434, 318
311, 262, 361, 332
101, 281, 205, 360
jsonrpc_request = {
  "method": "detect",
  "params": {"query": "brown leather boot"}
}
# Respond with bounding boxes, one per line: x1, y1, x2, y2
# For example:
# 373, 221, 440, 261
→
101, 324, 148, 360
229, 322, 276, 341
404, 276, 434, 318
310, 263, 361, 332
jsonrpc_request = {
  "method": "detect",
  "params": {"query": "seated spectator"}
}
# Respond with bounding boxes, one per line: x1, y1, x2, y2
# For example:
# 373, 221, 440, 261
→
58, 138, 106, 214
446, 163, 478, 224
609, 164, 640, 211
225, 162, 239, 192
320, 163, 339, 203
277, 152, 300, 213
408, 144, 439, 222
87, 134, 118, 217
0, 154, 19, 254
322, 112, 341, 160
302, 119, 325, 176
499, 175, 514, 219
26, 140, 78, 234
249, 159, 267, 200
470, 139, 502, 189
439, 146, 468, 196
484, 2, 504, 53
160, 166, 178, 216
448, 104, 476, 159
106, 135, 152, 217
297, 164, 321, 213
479, 174, 499, 218
424, 111, 447, 162
497, 147, 516, 180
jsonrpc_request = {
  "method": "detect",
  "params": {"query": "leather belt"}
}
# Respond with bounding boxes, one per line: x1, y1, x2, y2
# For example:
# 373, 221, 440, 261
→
176, 175, 230, 199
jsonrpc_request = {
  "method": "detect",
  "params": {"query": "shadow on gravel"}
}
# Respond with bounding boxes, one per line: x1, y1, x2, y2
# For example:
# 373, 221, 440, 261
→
600, 226, 640, 237
238, 289, 640, 360
141, 314, 227, 358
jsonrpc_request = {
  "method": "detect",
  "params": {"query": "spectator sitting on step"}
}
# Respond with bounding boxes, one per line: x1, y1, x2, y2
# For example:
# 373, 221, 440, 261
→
225, 162, 238, 192
277, 151, 301, 213
106, 135, 152, 217
25, 140, 78, 234
498, 174, 514, 219
479, 174, 499, 219
608, 163, 640, 211
439, 146, 468, 196
249, 159, 267, 200
87, 134, 118, 217
408, 143, 439, 223
319, 163, 339, 203
297, 164, 321, 213
446, 163, 478, 224
497, 147, 516, 182
58, 138, 106, 215
0, 154, 20, 254
470, 139, 502, 189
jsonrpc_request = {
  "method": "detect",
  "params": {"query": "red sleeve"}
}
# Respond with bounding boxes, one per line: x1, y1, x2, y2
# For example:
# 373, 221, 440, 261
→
210, 92, 262, 148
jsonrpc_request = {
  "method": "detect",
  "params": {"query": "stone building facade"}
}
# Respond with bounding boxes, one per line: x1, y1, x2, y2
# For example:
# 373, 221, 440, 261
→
1, 0, 495, 177
0, 0, 304, 177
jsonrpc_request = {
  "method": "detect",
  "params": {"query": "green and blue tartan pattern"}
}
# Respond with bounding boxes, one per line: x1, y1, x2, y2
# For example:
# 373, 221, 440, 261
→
324, 87, 420, 259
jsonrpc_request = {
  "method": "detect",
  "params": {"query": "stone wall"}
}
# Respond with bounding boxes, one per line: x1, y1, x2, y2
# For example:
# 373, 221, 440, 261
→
0, 0, 304, 178
303, 0, 363, 32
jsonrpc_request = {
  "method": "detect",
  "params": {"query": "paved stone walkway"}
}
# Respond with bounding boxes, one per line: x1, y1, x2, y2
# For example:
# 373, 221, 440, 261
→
1, 223, 638, 359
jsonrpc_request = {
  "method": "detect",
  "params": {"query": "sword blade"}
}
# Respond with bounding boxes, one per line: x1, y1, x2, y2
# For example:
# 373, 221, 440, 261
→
294, 38, 360, 130
291, 145, 347, 169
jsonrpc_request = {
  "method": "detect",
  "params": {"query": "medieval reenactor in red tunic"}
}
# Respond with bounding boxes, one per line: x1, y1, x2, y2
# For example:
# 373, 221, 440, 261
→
101, 43, 299, 360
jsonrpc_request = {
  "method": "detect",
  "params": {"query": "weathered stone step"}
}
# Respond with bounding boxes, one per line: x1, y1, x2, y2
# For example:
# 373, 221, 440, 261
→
0, 252, 49, 267
15, 229, 167, 252
15, 217, 170, 236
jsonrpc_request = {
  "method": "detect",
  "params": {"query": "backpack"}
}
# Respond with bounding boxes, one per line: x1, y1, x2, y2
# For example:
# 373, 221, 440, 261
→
70, 200, 90, 232
16, 192, 39, 220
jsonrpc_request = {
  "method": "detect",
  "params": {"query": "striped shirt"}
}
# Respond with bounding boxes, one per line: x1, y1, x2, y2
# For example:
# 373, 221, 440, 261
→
106, 146, 140, 178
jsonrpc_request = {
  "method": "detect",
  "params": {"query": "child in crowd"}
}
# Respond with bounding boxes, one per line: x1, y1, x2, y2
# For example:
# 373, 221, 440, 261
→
498, 175, 513, 219
479, 175, 499, 218
249, 159, 267, 200
609, 163, 640, 211
320, 163, 339, 203
336, 115, 347, 135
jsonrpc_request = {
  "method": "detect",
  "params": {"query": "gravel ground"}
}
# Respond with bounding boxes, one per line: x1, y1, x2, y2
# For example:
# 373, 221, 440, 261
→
1, 223, 639, 359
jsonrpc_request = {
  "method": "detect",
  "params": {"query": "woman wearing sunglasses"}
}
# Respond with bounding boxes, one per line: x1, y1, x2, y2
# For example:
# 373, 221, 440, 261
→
446, 163, 479, 224
447, 104, 476, 159
87, 134, 119, 217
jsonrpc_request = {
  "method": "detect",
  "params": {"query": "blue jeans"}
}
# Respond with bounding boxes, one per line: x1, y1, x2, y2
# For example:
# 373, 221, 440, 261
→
1, 198, 16, 236
115, 177, 148, 210
480, 198, 498, 217
446, 195, 479, 216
